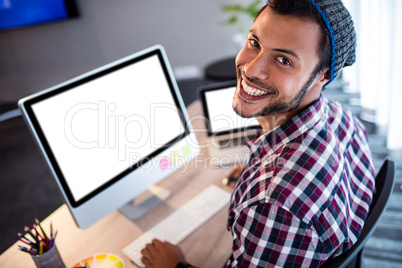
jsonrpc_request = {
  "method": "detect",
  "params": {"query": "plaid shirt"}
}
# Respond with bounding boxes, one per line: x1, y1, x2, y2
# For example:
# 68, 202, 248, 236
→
226, 95, 375, 267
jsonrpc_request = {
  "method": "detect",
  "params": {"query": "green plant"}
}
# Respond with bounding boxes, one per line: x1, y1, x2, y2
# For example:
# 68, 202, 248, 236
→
222, 0, 263, 34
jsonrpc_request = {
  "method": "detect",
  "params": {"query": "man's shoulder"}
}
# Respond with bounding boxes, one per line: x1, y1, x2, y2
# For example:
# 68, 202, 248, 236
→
321, 97, 367, 137
259, 143, 338, 221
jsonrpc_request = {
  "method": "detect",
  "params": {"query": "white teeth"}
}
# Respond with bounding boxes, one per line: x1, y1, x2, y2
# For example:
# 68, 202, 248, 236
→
241, 80, 269, 96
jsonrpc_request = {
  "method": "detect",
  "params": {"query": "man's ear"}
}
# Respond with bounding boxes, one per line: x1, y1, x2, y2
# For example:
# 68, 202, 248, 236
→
316, 68, 331, 87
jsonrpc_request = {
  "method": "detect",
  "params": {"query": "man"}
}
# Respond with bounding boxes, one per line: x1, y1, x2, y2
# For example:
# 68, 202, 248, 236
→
141, 0, 375, 267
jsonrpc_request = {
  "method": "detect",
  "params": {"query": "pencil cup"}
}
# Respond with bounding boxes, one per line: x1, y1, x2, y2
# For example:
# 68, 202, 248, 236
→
31, 244, 65, 268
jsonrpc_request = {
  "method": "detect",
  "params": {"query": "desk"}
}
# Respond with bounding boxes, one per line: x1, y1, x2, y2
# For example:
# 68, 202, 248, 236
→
0, 101, 234, 268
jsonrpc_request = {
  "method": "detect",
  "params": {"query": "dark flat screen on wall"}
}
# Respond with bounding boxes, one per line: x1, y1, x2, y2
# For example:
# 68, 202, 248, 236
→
0, 0, 78, 31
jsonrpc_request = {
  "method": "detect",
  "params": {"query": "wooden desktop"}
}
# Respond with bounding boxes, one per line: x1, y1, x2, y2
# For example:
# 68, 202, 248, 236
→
0, 101, 234, 268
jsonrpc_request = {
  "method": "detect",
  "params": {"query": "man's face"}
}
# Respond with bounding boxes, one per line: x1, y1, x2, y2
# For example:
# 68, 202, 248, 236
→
233, 6, 328, 120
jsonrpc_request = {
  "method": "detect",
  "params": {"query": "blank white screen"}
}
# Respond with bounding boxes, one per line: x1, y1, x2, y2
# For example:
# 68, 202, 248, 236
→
32, 55, 185, 202
204, 86, 258, 133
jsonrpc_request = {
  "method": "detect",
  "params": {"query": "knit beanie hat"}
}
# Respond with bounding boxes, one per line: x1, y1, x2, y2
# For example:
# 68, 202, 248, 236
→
309, 0, 357, 84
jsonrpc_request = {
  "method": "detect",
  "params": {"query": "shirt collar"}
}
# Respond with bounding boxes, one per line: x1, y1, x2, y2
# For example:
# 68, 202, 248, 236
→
248, 95, 325, 156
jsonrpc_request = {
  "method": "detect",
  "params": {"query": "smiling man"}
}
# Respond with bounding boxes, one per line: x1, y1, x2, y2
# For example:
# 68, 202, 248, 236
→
141, 0, 376, 267
226, 0, 375, 267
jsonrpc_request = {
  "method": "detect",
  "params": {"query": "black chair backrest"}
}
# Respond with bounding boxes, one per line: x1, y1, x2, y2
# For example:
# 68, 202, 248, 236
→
321, 159, 395, 268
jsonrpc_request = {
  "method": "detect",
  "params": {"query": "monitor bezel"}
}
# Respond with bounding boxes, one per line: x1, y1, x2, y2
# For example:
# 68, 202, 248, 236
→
19, 46, 190, 208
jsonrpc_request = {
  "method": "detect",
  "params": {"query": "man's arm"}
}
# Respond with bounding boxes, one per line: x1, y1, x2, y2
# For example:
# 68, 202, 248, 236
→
228, 203, 328, 268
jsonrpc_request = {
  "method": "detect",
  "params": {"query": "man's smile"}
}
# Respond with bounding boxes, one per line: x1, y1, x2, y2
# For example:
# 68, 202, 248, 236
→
238, 76, 275, 103
241, 79, 270, 96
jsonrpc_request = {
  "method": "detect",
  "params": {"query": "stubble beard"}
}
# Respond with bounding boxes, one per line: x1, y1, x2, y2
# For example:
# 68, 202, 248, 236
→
233, 66, 317, 118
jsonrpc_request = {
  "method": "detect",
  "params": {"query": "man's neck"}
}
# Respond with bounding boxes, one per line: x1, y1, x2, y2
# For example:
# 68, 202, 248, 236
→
256, 95, 321, 134
257, 113, 295, 134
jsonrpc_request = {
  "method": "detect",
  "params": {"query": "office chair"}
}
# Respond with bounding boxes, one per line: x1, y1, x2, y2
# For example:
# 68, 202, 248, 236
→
321, 159, 395, 268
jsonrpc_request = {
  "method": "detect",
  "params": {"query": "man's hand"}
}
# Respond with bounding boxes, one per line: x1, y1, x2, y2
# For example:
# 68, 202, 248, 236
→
222, 163, 244, 188
141, 239, 186, 268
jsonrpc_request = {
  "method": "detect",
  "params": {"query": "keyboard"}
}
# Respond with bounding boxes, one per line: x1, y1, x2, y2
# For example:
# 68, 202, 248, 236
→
122, 185, 231, 267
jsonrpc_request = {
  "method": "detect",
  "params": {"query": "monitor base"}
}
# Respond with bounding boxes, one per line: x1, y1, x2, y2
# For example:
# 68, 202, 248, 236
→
119, 185, 171, 220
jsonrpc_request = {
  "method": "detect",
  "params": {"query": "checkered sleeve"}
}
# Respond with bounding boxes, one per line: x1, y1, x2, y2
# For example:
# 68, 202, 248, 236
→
228, 203, 327, 268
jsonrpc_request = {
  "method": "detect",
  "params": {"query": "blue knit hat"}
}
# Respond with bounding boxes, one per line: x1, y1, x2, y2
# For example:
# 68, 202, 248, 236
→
309, 0, 357, 84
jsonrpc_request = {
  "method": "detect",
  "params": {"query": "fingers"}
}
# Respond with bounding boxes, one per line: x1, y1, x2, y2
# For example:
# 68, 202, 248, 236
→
141, 256, 151, 267
141, 239, 160, 265
141, 239, 185, 268
143, 240, 160, 254
164, 240, 175, 247
140, 246, 152, 263
152, 239, 163, 246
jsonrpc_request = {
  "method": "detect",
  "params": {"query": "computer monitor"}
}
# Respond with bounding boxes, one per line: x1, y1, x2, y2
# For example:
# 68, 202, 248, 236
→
0, 0, 79, 31
199, 80, 259, 137
198, 81, 259, 166
18, 45, 200, 229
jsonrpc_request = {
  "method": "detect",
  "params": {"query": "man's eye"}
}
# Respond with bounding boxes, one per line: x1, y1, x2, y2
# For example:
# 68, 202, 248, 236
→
276, 56, 291, 65
249, 39, 260, 49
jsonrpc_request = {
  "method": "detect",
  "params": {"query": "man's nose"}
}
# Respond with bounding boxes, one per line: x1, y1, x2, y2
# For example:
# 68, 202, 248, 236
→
244, 54, 269, 81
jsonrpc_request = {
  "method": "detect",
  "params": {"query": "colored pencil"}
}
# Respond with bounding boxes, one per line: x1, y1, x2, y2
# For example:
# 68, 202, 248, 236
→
35, 218, 49, 241
16, 219, 58, 256
24, 226, 39, 244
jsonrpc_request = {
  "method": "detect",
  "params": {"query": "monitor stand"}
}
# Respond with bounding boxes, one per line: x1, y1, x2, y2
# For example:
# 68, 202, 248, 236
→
119, 185, 171, 220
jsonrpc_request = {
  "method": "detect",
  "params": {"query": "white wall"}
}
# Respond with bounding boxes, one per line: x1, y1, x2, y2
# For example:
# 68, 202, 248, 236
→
0, 0, 254, 102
